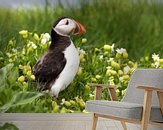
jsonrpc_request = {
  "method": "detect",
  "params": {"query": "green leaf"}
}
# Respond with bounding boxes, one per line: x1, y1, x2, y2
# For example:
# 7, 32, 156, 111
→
0, 64, 14, 91
11, 92, 44, 106
0, 123, 19, 130
0, 92, 44, 113
7, 67, 19, 85
0, 64, 14, 77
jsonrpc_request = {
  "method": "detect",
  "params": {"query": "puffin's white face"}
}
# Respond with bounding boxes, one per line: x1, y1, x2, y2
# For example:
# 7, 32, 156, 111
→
53, 18, 86, 37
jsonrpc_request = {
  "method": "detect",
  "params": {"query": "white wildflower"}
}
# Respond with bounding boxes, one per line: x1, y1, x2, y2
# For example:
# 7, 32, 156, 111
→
31, 43, 37, 49
106, 66, 112, 69
116, 89, 120, 93
116, 48, 126, 54
107, 58, 114, 63
41, 33, 51, 44
43, 33, 51, 41
155, 62, 160, 68
111, 44, 115, 52
123, 66, 130, 74
99, 55, 103, 60
60, 98, 65, 105
77, 47, 86, 55
122, 89, 126, 95
6, 53, 12, 58
152, 53, 160, 62
41, 38, 47, 44
89, 93, 94, 99
27, 41, 37, 49
119, 77, 124, 82
12, 49, 17, 53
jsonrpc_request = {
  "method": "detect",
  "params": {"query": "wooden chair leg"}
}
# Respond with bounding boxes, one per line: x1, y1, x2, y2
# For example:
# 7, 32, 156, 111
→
121, 121, 127, 130
157, 91, 163, 114
92, 113, 98, 130
141, 90, 152, 130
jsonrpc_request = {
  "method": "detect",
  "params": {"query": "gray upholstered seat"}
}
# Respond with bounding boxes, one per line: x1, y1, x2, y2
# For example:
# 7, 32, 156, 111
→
86, 69, 163, 124
86, 100, 163, 122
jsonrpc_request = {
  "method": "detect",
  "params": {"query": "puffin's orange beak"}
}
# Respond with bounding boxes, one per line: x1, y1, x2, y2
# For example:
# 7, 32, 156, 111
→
73, 20, 86, 35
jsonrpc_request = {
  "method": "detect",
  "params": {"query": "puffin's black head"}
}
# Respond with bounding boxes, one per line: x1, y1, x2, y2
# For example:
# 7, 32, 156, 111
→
52, 17, 86, 37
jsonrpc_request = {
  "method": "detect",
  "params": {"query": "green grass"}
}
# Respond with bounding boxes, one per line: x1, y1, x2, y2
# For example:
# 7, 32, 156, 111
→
0, 0, 163, 59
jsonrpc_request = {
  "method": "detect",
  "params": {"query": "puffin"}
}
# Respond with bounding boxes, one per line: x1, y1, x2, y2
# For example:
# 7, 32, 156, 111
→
33, 17, 86, 99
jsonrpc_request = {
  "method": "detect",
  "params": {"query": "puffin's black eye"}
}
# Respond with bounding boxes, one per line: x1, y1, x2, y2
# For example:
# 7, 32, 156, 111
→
65, 20, 69, 25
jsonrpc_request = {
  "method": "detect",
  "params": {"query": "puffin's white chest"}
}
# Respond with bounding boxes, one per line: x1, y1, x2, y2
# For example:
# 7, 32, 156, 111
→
51, 41, 79, 96
63, 42, 80, 76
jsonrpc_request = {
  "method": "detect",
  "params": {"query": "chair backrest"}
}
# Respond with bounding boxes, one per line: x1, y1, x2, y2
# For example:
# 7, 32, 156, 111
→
122, 69, 163, 107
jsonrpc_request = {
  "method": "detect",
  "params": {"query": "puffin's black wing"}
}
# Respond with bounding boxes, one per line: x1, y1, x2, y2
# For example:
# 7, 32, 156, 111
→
33, 50, 66, 89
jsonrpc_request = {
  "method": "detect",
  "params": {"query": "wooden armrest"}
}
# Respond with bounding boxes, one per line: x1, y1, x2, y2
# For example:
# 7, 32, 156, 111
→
137, 86, 163, 92
88, 83, 118, 101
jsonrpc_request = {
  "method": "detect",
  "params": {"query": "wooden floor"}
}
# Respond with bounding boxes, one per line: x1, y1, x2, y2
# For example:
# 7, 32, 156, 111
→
0, 113, 141, 130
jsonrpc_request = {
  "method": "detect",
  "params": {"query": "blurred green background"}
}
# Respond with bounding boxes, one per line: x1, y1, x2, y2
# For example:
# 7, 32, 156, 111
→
0, 0, 163, 59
